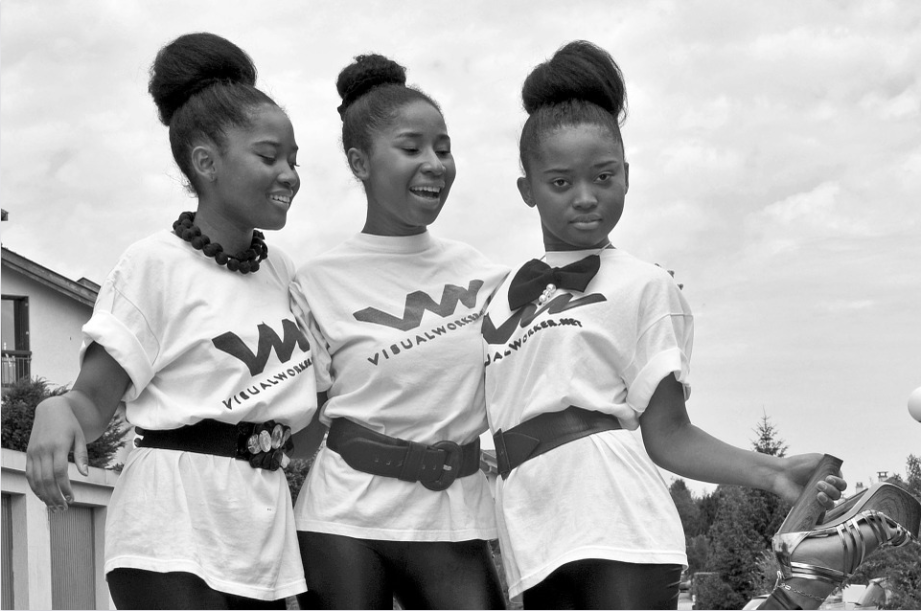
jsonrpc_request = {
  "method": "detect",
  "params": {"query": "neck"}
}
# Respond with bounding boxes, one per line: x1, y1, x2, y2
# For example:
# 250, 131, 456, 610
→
194, 206, 253, 255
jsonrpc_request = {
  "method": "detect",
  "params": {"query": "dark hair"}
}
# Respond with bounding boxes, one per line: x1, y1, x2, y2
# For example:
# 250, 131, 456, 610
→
148, 32, 278, 193
336, 53, 441, 155
519, 40, 628, 174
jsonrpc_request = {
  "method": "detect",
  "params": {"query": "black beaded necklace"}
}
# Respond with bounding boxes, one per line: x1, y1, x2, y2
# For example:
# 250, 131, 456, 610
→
172, 211, 268, 274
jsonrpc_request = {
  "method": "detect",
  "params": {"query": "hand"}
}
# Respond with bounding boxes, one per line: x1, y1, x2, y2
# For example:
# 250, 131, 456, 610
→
26, 396, 89, 511
775, 453, 847, 509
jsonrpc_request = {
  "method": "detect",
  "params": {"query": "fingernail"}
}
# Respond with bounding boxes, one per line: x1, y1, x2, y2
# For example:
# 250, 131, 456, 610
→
64, 495, 73, 503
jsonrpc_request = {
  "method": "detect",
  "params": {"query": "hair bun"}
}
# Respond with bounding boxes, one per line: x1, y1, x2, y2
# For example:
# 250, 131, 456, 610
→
336, 54, 407, 117
522, 40, 626, 123
149, 32, 258, 126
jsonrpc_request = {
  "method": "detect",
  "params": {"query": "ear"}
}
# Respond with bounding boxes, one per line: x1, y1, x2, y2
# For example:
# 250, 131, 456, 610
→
517, 176, 536, 208
624, 161, 630, 194
347, 147, 370, 181
190, 143, 218, 184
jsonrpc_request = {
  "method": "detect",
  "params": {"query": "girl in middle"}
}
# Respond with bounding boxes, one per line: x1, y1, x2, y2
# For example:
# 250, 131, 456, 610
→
289, 53, 508, 610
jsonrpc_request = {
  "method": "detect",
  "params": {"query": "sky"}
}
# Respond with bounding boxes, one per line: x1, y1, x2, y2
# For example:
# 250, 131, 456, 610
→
2, 0, 919, 496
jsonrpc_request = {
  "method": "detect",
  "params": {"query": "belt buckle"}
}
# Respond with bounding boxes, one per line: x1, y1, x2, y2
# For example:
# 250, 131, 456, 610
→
423, 440, 462, 491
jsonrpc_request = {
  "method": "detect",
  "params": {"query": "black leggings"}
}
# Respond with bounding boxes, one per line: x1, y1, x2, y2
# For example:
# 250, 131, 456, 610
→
297, 531, 506, 610
107, 568, 286, 610
522, 559, 683, 610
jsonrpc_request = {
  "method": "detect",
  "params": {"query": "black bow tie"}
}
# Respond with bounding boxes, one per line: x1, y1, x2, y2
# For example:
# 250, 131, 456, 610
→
507, 255, 601, 310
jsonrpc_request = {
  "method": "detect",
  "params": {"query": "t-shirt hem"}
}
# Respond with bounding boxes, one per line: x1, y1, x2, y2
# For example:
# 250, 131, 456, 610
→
104, 556, 307, 601
507, 545, 688, 598
296, 519, 497, 542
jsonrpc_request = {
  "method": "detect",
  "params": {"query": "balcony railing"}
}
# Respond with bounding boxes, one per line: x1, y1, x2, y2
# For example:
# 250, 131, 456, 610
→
1, 351, 31, 388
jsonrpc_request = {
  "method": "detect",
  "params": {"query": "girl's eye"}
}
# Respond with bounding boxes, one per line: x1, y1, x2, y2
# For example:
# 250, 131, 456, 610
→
259, 155, 276, 164
597, 172, 612, 182
403, 147, 420, 154
551, 179, 569, 188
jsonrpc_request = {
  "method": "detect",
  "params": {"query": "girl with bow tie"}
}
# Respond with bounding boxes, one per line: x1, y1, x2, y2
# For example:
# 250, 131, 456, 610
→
481, 41, 853, 610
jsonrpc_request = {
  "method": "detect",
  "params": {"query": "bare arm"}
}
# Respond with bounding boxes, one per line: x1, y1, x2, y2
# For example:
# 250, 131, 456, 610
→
26, 342, 130, 510
639, 373, 843, 505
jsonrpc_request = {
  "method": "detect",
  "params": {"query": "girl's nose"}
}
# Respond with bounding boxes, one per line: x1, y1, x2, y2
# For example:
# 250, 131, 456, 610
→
421, 150, 445, 175
279, 163, 299, 190
572, 184, 598, 209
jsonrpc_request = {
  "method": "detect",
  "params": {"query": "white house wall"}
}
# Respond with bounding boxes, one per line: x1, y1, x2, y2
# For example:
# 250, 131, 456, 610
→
2, 266, 93, 389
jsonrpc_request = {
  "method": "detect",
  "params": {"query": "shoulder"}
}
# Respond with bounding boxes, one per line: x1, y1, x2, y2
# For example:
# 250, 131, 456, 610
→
430, 235, 510, 277
600, 249, 690, 311
108, 231, 183, 279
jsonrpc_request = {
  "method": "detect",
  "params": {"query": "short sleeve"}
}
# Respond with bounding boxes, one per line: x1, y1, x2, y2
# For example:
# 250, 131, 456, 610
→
289, 275, 332, 393
80, 255, 162, 402
623, 274, 694, 414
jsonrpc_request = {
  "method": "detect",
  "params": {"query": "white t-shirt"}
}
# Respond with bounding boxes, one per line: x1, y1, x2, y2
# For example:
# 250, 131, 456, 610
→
290, 231, 508, 541
84, 230, 316, 601
483, 248, 691, 597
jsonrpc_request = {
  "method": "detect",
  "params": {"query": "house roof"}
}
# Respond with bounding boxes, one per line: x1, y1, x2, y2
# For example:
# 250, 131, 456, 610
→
1, 246, 99, 307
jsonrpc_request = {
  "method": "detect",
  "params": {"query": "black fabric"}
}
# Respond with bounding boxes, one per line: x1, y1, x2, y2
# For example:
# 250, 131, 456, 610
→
326, 418, 481, 490
134, 419, 250, 457
493, 406, 622, 478
135, 419, 292, 470
296, 531, 506, 610
107, 568, 286, 610
522, 559, 682, 610
507, 254, 601, 310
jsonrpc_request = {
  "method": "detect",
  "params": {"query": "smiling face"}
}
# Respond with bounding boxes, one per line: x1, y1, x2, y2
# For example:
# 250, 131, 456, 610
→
354, 100, 456, 236
212, 104, 300, 232
518, 123, 629, 251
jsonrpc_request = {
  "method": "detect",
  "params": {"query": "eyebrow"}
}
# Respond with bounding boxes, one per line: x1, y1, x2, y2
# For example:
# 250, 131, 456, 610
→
540, 159, 619, 174
253, 140, 298, 152
394, 131, 450, 141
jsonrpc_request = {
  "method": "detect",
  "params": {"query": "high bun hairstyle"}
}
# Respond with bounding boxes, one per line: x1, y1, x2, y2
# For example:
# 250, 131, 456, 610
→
336, 53, 441, 156
519, 40, 628, 174
148, 32, 278, 193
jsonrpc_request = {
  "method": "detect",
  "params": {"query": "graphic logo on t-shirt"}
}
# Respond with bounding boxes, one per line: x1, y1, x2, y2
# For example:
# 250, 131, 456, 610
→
353, 280, 484, 331
482, 293, 606, 345
212, 318, 310, 375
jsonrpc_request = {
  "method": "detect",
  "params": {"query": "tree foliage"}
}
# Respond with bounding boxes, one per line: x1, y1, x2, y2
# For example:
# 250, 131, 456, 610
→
705, 485, 762, 607
1, 376, 128, 470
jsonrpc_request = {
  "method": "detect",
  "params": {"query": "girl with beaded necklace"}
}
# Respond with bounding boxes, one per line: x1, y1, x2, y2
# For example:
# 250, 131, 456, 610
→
476, 40, 907, 610
26, 32, 317, 609
288, 54, 507, 609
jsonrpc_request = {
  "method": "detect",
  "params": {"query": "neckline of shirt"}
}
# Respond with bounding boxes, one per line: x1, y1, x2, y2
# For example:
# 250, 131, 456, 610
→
544, 246, 616, 267
352, 231, 435, 254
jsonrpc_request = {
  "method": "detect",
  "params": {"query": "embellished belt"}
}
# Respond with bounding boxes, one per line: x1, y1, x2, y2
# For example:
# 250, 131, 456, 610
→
135, 419, 293, 471
325, 418, 481, 491
493, 406, 623, 479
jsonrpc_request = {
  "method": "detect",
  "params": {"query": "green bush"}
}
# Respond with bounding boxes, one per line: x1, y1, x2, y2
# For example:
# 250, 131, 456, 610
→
1, 376, 128, 470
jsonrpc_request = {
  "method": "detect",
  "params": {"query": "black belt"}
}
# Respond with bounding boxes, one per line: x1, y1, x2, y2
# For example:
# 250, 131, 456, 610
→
493, 406, 622, 479
326, 418, 481, 491
135, 419, 293, 471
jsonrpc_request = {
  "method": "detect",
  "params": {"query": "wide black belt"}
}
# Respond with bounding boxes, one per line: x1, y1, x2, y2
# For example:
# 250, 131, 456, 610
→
326, 418, 481, 491
493, 406, 622, 479
135, 419, 293, 471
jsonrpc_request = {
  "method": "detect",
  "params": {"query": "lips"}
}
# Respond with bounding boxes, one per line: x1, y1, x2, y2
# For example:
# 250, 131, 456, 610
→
571, 215, 602, 228
409, 185, 443, 200
269, 193, 293, 207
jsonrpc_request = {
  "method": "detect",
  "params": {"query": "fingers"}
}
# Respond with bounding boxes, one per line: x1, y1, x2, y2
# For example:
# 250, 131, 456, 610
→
72, 429, 89, 477
814, 475, 846, 509
26, 444, 72, 511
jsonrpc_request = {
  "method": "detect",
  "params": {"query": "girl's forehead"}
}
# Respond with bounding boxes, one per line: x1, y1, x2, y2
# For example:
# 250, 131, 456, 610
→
235, 105, 295, 142
537, 123, 623, 159
384, 100, 448, 135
